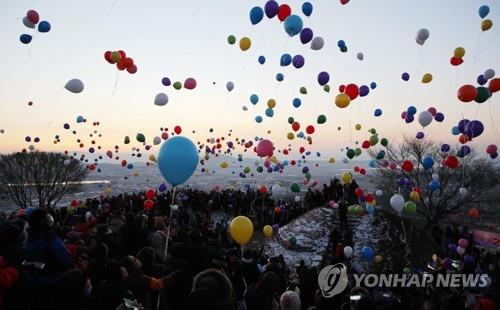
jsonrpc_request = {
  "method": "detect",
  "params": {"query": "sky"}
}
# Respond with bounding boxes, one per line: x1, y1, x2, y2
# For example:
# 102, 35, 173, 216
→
0, 0, 499, 162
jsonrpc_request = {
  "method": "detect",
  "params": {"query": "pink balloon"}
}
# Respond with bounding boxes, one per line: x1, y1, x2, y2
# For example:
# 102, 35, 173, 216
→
389, 162, 397, 170
458, 238, 469, 248
256, 139, 274, 157
26, 10, 39, 24
184, 78, 197, 90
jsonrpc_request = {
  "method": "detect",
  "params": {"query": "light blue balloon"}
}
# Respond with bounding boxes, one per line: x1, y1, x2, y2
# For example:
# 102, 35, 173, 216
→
302, 2, 313, 17
280, 53, 292, 66
292, 98, 301, 108
366, 205, 374, 214
250, 94, 259, 105
479, 5, 490, 18
284, 15, 303, 36
452, 126, 460, 135
255, 115, 263, 123
369, 160, 377, 168
258, 55, 266, 64
276, 73, 284, 81
157, 136, 198, 186
265, 108, 274, 117
250, 6, 264, 25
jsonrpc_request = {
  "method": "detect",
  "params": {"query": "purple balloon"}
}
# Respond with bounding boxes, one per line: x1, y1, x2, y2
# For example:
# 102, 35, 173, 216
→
465, 120, 484, 138
416, 131, 425, 139
317, 71, 330, 86
434, 112, 445, 122
441, 144, 450, 152
398, 177, 408, 186
491, 152, 498, 159
448, 243, 457, 253
292, 55, 305, 68
458, 119, 470, 133
161, 77, 171, 86
464, 254, 474, 266
264, 0, 279, 18
477, 74, 487, 86
402, 72, 410, 81
158, 183, 167, 192
405, 114, 414, 123
460, 145, 471, 156
300, 28, 313, 44
359, 85, 370, 97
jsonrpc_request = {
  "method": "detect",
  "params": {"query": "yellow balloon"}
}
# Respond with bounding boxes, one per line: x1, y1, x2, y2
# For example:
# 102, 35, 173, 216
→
454, 47, 465, 58
481, 19, 493, 32
375, 255, 383, 264
229, 216, 254, 245
267, 99, 276, 108
329, 157, 336, 163
369, 198, 376, 206
341, 172, 352, 184
110, 51, 121, 63
133, 172, 139, 177
422, 73, 433, 83
409, 191, 420, 202
220, 162, 228, 168
287, 132, 295, 140
263, 225, 273, 237
335, 93, 350, 108
355, 124, 362, 131
270, 156, 277, 163
239, 37, 251, 51
149, 154, 156, 162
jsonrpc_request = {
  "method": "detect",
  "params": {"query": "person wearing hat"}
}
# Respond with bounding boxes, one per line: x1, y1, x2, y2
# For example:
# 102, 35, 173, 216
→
280, 290, 301, 310
188, 268, 234, 310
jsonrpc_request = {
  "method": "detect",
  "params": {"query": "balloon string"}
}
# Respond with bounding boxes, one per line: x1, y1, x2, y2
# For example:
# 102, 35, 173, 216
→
163, 186, 177, 261
94, 0, 119, 33
47, 91, 63, 128
488, 101, 499, 136
110, 71, 120, 96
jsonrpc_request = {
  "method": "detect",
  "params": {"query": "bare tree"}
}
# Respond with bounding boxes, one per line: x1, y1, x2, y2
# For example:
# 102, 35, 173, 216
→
0, 152, 87, 209
368, 136, 500, 229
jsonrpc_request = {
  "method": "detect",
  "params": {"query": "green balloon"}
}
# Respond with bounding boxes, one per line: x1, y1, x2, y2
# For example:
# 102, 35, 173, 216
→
257, 166, 263, 173
369, 128, 377, 134
300, 87, 307, 94
323, 85, 330, 92
124, 136, 130, 144
355, 205, 364, 215
243, 167, 250, 174
317, 115, 327, 124
289, 236, 297, 246
475, 86, 491, 103
355, 148, 362, 156
404, 201, 417, 214
227, 35, 236, 45
173, 81, 182, 90
288, 117, 295, 124
136, 133, 145, 143
369, 134, 379, 146
381, 138, 388, 147
346, 149, 356, 159
290, 183, 300, 193
305, 172, 311, 180
348, 205, 356, 215
376, 150, 386, 160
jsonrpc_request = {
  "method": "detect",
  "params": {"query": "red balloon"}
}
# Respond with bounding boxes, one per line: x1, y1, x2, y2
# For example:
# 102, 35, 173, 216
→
116, 61, 127, 71
365, 193, 374, 202
292, 122, 300, 132
340, 0, 350, 4
345, 84, 359, 100
26, 10, 40, 24
118, 50, 126, 59
122, 57, 134, 68
427, 107, 437, 116
457, 85, 477, 102
361, 140, 371, 149
299, 146, 305, 154
445, 156, 459, 169
121, 160, 127, 167
486, 144, 497, 155
256, 139, 274, 157
450, 57, 463, 66
489, 78, 500, 93
174, 126, 182, 134
354, 166, 360, 172
127, 65, 137, 74
306, 125, 315, 134
146, 189, 155, 199
468, 208, 479, 218
71, 200, 79, 207
354, 188, 364, 197
144, 199, 154, 210
184, 78, 197, 90
104, 51, 113, 64
274, 207, 281, 214
412, 186, 422, 195
360, 168, 366, 175
458, 134, 469, 144
339, 84, 346, 93
277, 4, 291, 21
290, 160, 296, 165
401, 160, 414, 172
259, 186, 267, 194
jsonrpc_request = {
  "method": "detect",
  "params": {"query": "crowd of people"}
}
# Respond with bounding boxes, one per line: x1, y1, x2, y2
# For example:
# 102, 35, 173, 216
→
0, 182, 498, 310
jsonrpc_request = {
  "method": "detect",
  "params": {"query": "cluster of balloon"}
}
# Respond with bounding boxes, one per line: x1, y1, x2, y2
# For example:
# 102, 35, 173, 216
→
337, 40, 347, 52
458, 71, 498, 104
416, 107, 445, 129
228, 34, 251, 51
229, 216, 254, 245
478, 5, 493, 32
401, 106, 417, 123
486, 144, 498, 159
450, 47, 465, 66
20, 10, 51, 44
415, 28, 430, 46
280, 53, 305, 69
104, 50, 137, 74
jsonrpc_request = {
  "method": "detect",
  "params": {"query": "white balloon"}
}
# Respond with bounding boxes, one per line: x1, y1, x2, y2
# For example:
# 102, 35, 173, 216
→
153, 136, 161, 145
459, 187, 468, 197
64, 79, 84, 94
22, 16, 35, 29
343, 246, 353, 257
418, 111, 433, 127
294, 195, 301, 202
484, 69, 495, 80
390, 194, 405, 213
242, 105, 248, 111
63, 159, 71, 166
29, 145, 35, 151
416, 28, 430, 46
432, 173, 439, 181
456, 246, 465, 256
342, 158, 349, 164
375, 190, 383, 197
154, 93, 169, 106
226, 81, 234, 92
356, 52, 364, 61
172, 205, 178, 211
310, 36, 324, 50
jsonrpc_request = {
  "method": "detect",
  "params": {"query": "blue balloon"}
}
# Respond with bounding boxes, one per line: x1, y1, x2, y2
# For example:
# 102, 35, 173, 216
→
280, 53, 292, 66
157, 136, 198, 186
477, 75, 487, 86
158, 183, 167, 192
264, 0, 279, 18
284, 15, 303, 36
479, 5, 490, 18
292, 98, 301, 108
429, 180, 440, 191
374, 109, 382, 117
465, 120, 484, 138
359, 85, 370, 97
250, 6, 264, 25
366, 205, 374, 214
451, 126, 460, 135
422, 157, 434, 169
369, 160, 377, 168
302, 2, 313, 16
258, 55, 266, 64
38, 21, 51, 33
276, 73, 284, 81
362, 246, 374, 261
255, 115, 263, 123
76, 116, 84, 123
441, 144, 451, 152
337, 40, 346, 48
127, 163, 134, 169
405, 114, 414, 123
250, 94, 259, 105
265, 108, 274, 117
300, 28, 313, 44
370, 82, 377, 89
407, 106, 417, 116
20, 34, 32, 44
402, 72, 410, 81
458, 119, 470, 133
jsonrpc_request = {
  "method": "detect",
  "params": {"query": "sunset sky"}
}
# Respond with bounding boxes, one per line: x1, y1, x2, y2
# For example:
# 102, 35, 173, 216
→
0, 0, 498, 161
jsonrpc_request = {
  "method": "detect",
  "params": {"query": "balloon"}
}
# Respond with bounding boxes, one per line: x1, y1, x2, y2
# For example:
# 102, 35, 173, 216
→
38, 21, 51, 33
265, 108, 274, 117
341, 172, 352, 184
416, 28, 430, 45
226, 81, 234, 92
258, 55, 266, 64
250, 94, 259, 105
454, 47, 465, 58
64, 79, 85, 93
362, 246, 374, 261
144, 199, 154, 210
300, 87, 307, 94
311, 37, 324, 50
263, 225, 273, 237
229, 216, 254, 245
450, 57, 464, 66
278, 4, 292, 22
162, 77, 171, 86
184, 78, 197, 90
227, 35, 236, 45
475, 87, 491, 103
20, 34, 32, 44
154, 93, 169, 106
402, 160, 414, 172
358, 85, 369, 97
280, 53, 292, 66
290, 183, 300, 193
292, 55, 305, 68
340, 0, 350, 4
421, 73, 433, 83
250, 6, 264, 25
418, 111, 433, 127
468, 208, 479, 218
300, 28, 313, 44
458, 238, 469, 248
479, 5, 490, 18
345, 84, 359, 100
26, 10, 40, 24
356, 52, 364, 61
317, 71, 330, 86
292, 98, 301, 108
489, 78, 500, 93
434, 112, 444, 122
390, 194, 404, 213
374, 109, 382, 117
457, 85, 477, 102
481, 19, 493, 32
465, 120, 484, 138
127, 65, 137, 74
422, 157, 434, 169
486, 144, 498, 155
265, 0, 279, 18
239, 37, 251, 51
157, 136, 198, 186
256, 139, 274, 157
146, 189, 156, 200
317, 115, 327, 124
445, 155, 459, 169
255, 116, 263, 123
276, 73, 284, 81
302, 2, 313, 16
335, 93, 350, 108
404, 201, 417, 214
22, 17, 35, 29
343, 246, 353, 257
153, 136, 161, 145
484, 69, 495, 80
401, 72, 410, 81
284, 15, 303, 36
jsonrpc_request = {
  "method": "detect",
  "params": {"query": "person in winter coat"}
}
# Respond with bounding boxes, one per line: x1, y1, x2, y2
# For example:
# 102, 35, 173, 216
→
244, 271, 281, 310
188, 268, 234, 310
